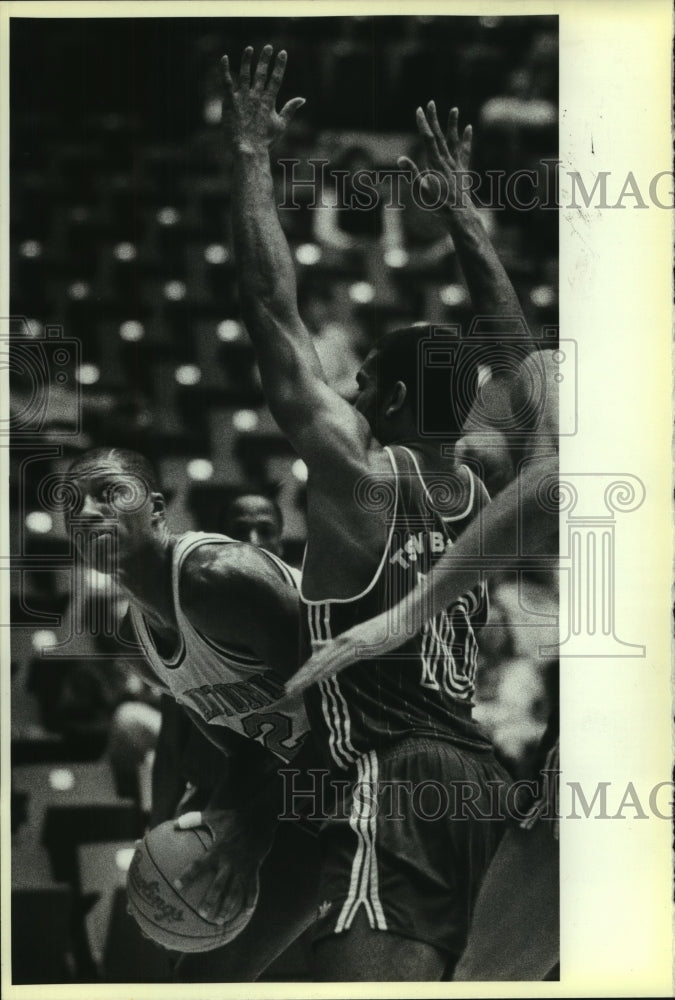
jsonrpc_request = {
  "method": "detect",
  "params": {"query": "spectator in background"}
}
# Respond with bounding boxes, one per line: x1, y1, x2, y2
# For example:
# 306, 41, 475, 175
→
221, 491, 284, 555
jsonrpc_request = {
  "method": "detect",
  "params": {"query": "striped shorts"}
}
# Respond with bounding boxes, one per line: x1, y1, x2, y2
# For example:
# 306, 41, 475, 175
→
312, 736, 510, 960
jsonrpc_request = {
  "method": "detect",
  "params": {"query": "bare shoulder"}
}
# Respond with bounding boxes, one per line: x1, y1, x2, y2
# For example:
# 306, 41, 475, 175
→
179, 540, 286, 607
177, 539, 299, 652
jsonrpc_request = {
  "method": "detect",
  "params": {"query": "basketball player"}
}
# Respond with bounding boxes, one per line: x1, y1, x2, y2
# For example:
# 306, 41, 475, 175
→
220, 44, 534, 980
221, 492, 285, 555
149, 488, 288, 827
65, 448, 321, 979
288, 356, 561, 981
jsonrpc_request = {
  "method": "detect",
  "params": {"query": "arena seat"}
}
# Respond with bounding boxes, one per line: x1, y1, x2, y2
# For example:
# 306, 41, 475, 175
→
77, 840, 172, 982
12, 761, 142, 885
11, 884, 75, 983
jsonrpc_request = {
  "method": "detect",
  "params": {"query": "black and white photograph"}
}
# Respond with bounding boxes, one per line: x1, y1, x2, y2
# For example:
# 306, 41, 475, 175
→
2, 2, 672, 995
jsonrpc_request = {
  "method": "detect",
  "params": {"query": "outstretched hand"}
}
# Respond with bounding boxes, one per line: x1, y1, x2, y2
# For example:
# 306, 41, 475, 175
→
285, 609, 409, 698
398, 102, 473, 208
173, 807, 272, 924
220, 44, 306, 153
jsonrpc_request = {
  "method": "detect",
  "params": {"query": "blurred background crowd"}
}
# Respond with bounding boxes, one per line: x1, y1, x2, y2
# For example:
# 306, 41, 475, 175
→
9, 14, 559, 983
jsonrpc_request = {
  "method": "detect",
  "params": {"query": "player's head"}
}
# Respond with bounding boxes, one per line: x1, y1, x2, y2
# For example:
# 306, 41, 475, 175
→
354, 325, 476, 444
222, 492, 283, 555
65, 448, 167, 564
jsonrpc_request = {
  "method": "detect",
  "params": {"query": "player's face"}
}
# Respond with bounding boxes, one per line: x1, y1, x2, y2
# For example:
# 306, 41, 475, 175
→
225, 496, 282, 555
353, 354, 379, 434
67, 460, 157, 567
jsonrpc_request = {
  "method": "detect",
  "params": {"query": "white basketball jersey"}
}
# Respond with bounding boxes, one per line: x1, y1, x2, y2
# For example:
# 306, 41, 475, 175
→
129, 532, 309, 762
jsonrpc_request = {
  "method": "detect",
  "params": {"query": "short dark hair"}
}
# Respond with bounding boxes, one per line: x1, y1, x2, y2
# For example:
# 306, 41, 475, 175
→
372, 325, 478, 437
223, 491, 283, 533
67, 448, 161, 494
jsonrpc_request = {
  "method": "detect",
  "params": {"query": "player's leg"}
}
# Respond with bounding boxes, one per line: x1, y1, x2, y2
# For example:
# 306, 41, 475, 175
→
174, 817, 321, 981
310, 739, 508, 983
452, 820, 559, 981
313, 909, 447, 981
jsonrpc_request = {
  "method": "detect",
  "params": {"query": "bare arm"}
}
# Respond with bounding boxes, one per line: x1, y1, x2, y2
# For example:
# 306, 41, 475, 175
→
401, 103, 527, 328
223, 45, 373, 470
286, 454, 557, 695
180, 542, 300, 679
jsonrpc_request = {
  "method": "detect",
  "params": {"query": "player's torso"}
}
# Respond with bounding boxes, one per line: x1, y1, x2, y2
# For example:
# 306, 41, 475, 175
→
302, 446, 394, 602
301, 445, 493, 770
128, 531, 309, 763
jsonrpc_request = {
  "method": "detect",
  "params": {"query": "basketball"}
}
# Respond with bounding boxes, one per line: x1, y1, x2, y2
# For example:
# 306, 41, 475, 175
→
126, 819, 259, 952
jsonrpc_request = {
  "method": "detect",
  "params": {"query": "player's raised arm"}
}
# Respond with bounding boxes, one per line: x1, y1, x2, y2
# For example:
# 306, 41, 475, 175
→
286, 454, 557, 695
222, 45, 372, 469
400, 103, 528, 330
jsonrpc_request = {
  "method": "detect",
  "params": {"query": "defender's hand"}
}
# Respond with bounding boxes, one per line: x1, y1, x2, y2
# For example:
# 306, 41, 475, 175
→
220, 45, 306, 153
398, 102, 473, 209
173, 808, 272, 924
285, 611, 406, 697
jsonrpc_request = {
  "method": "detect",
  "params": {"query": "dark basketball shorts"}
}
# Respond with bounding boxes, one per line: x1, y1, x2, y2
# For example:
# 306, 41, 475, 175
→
312, 736, 511, 959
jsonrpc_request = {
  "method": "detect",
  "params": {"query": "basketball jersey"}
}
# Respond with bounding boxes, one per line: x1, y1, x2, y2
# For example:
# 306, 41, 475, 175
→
129, 532, 309, 763
301, 445, 494, 771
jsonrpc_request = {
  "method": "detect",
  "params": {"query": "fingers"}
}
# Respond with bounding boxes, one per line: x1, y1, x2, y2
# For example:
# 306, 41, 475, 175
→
174, 810, 203, 831
239, 46, 254, 87
284, 664, 314, 698
398, 155, 435, 199
446, 108, 473, 168
460, 123, 473, 166
285, 656, 330, 697
415, 105, 437, 148
446, 106, 460, 148
201, 871, 243, 925
426, 100, 451, 160
174, 855, 242, 925
279, 96, 306, 125
285, 644, 349, 697
267, 48, 288, 95
253, 44, 274, 91
173, 852, 211, 891
397, 155, 421, 182
416, 106, 446, 174
220, 55, 234, 103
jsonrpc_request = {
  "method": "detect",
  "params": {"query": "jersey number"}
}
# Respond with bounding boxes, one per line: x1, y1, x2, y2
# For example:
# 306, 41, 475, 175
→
241, 711, 303, 762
